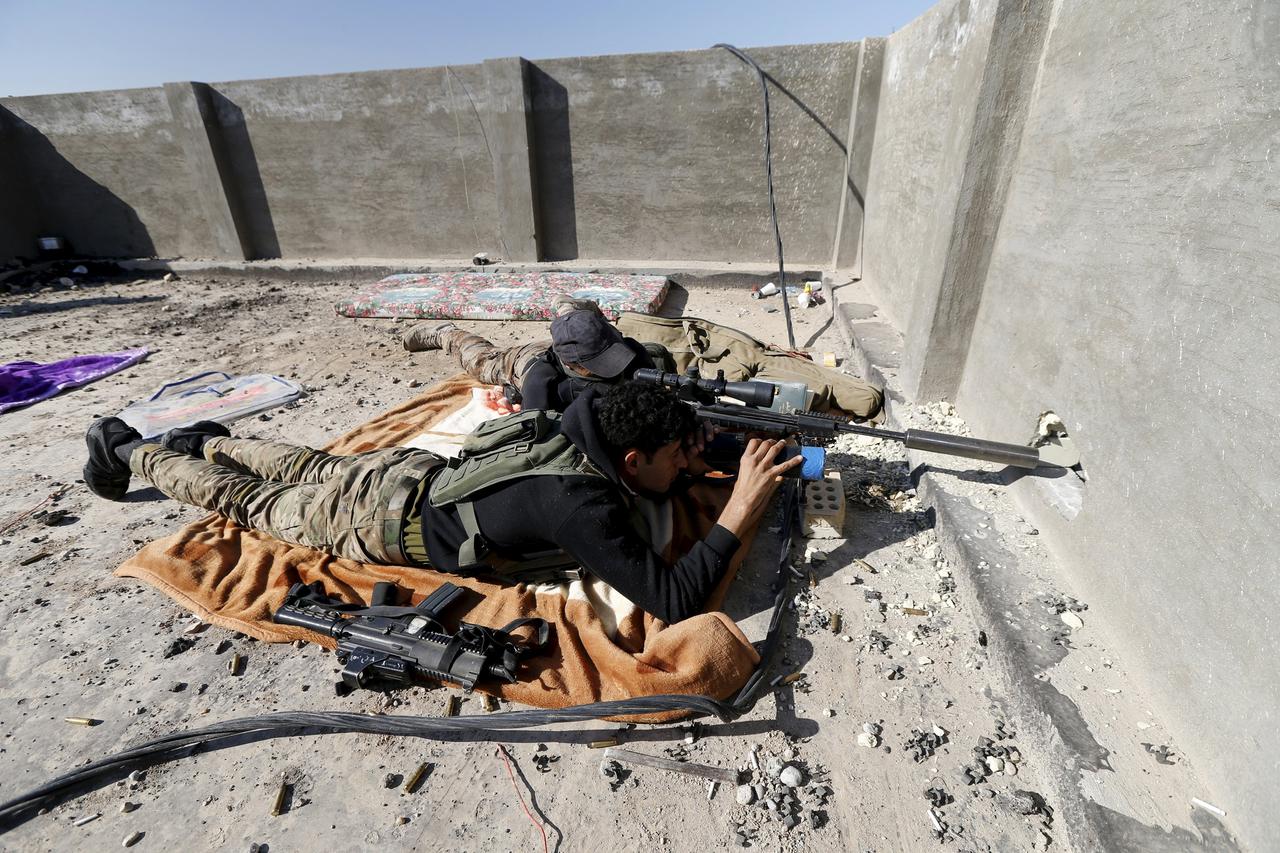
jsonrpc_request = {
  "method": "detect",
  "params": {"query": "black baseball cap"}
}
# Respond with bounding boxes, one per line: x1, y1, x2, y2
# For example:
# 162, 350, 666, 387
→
550, 309, 637, 378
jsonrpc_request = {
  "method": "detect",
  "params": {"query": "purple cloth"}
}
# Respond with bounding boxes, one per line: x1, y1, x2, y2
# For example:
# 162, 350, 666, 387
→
0, 348, 149, 414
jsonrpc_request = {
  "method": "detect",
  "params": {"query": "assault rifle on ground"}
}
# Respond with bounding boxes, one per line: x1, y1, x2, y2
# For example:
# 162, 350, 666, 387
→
634, 367, 1048, 470
273, 580, 551, 695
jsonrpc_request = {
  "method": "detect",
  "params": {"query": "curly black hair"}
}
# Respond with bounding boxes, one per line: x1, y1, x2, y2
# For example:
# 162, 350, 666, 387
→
594, 380, 697, 457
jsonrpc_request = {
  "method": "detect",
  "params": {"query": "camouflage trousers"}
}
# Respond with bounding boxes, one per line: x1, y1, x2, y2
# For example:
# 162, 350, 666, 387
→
130, 437, 443, 564
440, 328, 551, 388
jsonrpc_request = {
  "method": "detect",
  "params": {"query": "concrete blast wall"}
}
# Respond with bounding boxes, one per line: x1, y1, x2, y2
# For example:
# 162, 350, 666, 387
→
858, 0, 1280, 849
1, 87, 211, 260
530, 44, 857, 263
1, 44, 862, 265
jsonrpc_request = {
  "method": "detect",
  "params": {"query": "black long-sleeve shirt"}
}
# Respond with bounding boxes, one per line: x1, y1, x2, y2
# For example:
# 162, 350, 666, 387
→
417, 388, 740, 623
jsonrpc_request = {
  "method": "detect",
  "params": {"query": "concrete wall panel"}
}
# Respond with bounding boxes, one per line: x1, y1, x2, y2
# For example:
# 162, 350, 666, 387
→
1, 87, 208, 258
210, 66, 502, 259
832, 38, 885, 271
530, 43, 858, 264
0, 108, 38, 263
955, 1, 1280, 846
858, 0, 997, 336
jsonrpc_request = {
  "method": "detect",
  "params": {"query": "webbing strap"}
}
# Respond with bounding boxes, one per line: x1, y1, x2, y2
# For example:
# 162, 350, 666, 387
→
456, 500, 486, 570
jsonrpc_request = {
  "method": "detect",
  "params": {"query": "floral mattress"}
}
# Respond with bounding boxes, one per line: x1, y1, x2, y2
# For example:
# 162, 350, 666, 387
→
335, 271, 670, 321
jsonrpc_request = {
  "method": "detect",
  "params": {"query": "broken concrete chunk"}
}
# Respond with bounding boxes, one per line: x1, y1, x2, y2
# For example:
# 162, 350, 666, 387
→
735, 784, 756, 805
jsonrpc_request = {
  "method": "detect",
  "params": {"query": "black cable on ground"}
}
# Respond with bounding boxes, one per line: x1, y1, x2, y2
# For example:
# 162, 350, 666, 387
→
0, 483, 801, 832
714, 43, 796, 350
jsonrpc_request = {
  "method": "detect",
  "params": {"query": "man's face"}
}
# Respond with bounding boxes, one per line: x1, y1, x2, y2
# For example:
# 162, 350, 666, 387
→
624, 438, 690, 497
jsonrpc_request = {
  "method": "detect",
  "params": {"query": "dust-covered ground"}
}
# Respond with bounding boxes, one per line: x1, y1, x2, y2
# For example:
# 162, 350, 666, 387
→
0, 268, 1212, 851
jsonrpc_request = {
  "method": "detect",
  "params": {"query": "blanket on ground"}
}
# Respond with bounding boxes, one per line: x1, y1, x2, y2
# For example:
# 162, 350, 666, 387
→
116, 376, 760, 712
0, 348, 148, 414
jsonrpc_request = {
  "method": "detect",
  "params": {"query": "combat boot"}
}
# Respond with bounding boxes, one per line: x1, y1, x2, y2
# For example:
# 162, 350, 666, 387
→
550, 294, 604, 317
162, 420, 231, 457
83, 417, 142, 500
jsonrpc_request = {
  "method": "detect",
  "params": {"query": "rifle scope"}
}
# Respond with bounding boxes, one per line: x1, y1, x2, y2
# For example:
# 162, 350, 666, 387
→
633, 368, 777, 408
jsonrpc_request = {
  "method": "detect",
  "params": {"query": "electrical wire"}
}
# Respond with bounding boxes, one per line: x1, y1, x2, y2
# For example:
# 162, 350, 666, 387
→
496, 745, 550, 853
713, 43, 796, 350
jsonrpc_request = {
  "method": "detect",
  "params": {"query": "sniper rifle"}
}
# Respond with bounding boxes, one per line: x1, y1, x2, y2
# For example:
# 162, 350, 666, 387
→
634, 367, 1047, 470
272, 580, 551, 695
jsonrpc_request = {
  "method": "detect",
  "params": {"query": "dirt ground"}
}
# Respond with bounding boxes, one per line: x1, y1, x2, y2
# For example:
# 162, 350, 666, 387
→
0, 269, 1214, 851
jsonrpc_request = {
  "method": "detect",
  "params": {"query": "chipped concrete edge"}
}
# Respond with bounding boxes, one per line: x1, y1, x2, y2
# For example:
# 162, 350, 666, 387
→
112, 258, 826, 289
831, 291, 1109, 853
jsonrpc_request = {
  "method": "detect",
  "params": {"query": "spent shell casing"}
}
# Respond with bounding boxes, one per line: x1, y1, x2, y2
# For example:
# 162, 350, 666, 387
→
64, 717, 98, 726
228, 652, 243, 675
482, 694, 499, 712
444, 695, 460, 717
403, 762, 431, 793
271, 776, 288, 817
830, 613, 843, 634
588, 738, 620, 749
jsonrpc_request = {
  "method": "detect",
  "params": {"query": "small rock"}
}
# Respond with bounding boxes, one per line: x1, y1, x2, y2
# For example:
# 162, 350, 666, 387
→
917, 657, 933, 667
163, 272, 178, 282
985, 757, 1005, 773
1060, 612, 1084, 629
162, 637, 196, 658
168, 682, 187, 693
120, 802, 139, 814
395, 816, 409, 826
123, 831, 144, 848
856, 732, 880, 748
215, 638, 233, 654
1005, 762, 1019, 776
783, 814, 801, 830
736, 784, 756, 805
779, 765, 804, 787
822, 708, 835, 718
733, 831, 748, 847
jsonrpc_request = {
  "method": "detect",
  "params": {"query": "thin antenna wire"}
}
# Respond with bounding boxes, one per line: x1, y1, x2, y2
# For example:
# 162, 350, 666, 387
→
714, 43, 797, 349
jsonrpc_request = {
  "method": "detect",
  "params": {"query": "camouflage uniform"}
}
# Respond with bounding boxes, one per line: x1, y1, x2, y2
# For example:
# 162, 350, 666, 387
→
439, 328, 551, 388
129, 437, 442, 564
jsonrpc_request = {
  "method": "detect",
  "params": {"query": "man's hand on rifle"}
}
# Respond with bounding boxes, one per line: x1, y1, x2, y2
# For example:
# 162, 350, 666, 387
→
715, 437, 803, 538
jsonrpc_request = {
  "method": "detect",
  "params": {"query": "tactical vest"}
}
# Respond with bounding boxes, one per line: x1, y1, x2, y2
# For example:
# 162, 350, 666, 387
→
428, 409, 609, 583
